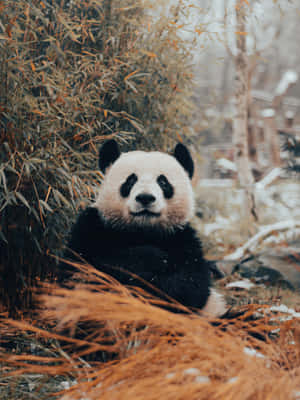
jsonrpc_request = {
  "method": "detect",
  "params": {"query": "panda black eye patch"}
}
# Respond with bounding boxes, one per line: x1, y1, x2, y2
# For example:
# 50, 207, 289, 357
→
157, 175, 174, 199
120, 173, 138, 198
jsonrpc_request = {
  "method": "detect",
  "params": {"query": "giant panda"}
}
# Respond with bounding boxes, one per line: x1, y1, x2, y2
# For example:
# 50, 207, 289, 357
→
60, 140, 226, 316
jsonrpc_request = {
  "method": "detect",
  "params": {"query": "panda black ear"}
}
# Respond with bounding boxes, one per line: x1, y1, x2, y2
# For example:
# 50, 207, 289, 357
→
99, 140, 121, 173
173, 143, 194, 179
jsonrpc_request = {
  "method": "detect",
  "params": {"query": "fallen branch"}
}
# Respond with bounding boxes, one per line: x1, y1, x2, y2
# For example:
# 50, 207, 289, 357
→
224, 220, 300, 261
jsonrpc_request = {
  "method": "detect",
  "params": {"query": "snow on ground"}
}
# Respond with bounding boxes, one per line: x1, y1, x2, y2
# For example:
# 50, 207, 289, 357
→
275, 70, 298, 96
226, 279, 255, 290
196, 177, 300, 256
224, 220, 300, 260
243, 347, 266, 359
270, 304, 300, 319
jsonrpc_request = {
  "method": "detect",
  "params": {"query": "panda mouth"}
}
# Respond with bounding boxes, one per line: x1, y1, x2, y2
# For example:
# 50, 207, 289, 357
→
131, 210, 161, 218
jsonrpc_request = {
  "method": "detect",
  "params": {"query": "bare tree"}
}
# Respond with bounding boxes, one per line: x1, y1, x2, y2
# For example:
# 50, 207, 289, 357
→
232, 1, 257, 225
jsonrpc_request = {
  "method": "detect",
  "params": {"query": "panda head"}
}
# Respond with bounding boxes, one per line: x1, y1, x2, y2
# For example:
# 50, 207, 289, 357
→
94, 140, 195, 231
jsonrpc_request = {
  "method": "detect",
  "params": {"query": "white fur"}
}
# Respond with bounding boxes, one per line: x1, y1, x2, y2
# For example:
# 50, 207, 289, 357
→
128, 172, 166, 215
201, 289, 227, 317
94, 150, 195, 231
93, 148, 226, 316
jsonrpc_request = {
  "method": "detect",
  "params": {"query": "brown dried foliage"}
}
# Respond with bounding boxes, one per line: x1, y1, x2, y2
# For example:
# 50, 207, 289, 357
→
1, 266, 299, 399
0, 0, 195, 312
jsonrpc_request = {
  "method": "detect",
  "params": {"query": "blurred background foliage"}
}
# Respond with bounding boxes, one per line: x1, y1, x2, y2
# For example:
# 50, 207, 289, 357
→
0, 0, 195, 312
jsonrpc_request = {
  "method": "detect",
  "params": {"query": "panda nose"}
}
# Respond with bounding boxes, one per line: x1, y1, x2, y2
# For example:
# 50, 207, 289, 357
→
136, 193, 156, 207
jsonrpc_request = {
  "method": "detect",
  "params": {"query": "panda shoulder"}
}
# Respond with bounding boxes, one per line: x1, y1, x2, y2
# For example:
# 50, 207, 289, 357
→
180, 224, 204, 249
75, 206, 102, 223
70, 206, 105, 238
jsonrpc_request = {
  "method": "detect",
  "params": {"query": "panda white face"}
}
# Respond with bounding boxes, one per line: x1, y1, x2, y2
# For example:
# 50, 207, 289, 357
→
94, 141, 195, 231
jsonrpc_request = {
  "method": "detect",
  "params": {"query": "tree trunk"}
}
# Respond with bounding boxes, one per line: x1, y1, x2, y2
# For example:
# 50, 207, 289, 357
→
262, 110, 281, 167
232, 2, 257, 224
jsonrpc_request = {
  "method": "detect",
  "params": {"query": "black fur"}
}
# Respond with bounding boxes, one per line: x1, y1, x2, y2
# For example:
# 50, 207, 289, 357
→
99, 139, 120, 173
120, 173, 138, 198
157, 175, 174, 199
60, 207, 211, 310
174, 143, 194, 179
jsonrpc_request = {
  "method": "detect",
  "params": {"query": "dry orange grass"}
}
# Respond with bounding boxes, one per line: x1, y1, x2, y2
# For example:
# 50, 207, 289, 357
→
1, 265, 300, 400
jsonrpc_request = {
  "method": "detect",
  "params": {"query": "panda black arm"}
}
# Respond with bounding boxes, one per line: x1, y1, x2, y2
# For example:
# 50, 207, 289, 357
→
66, 207, 106, 261
165, 224, 209, 272
159, 225, 212, 309
58, 207, 105, 281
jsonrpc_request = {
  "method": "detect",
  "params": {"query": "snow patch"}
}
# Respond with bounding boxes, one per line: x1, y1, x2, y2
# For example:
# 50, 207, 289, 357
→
243, 347, 265, 359
183, 368, 210, 384
184, 368, 201, 376
198, 179, 234, 188
28, 383, 35, 392
165, 372, 176, 379
227, 377, 239, 384
285, 110, 295, 119
293, 391, 300, 399
59, 379, 78, 391
275, 70, 298, 96
203, 215, 231, 235
216, 158, 237, 172
261, 108, 275, 118
195, 376, 211, 384
226, 279, 255, 290
256, 168, 282, 190
270, 305, 300, 319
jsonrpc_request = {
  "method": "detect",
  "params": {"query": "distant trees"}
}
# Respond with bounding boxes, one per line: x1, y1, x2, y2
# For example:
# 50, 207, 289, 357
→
232, 1, 257, 225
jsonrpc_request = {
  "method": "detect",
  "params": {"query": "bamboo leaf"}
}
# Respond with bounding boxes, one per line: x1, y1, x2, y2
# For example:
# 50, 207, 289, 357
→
39, 200, 54, 213
15, 192, 31, 210
141, 50, 157, 58
0, 170, 8, 194
53, 190, 71, 208
124, 70, 140, 81
0, 230, 8, 244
